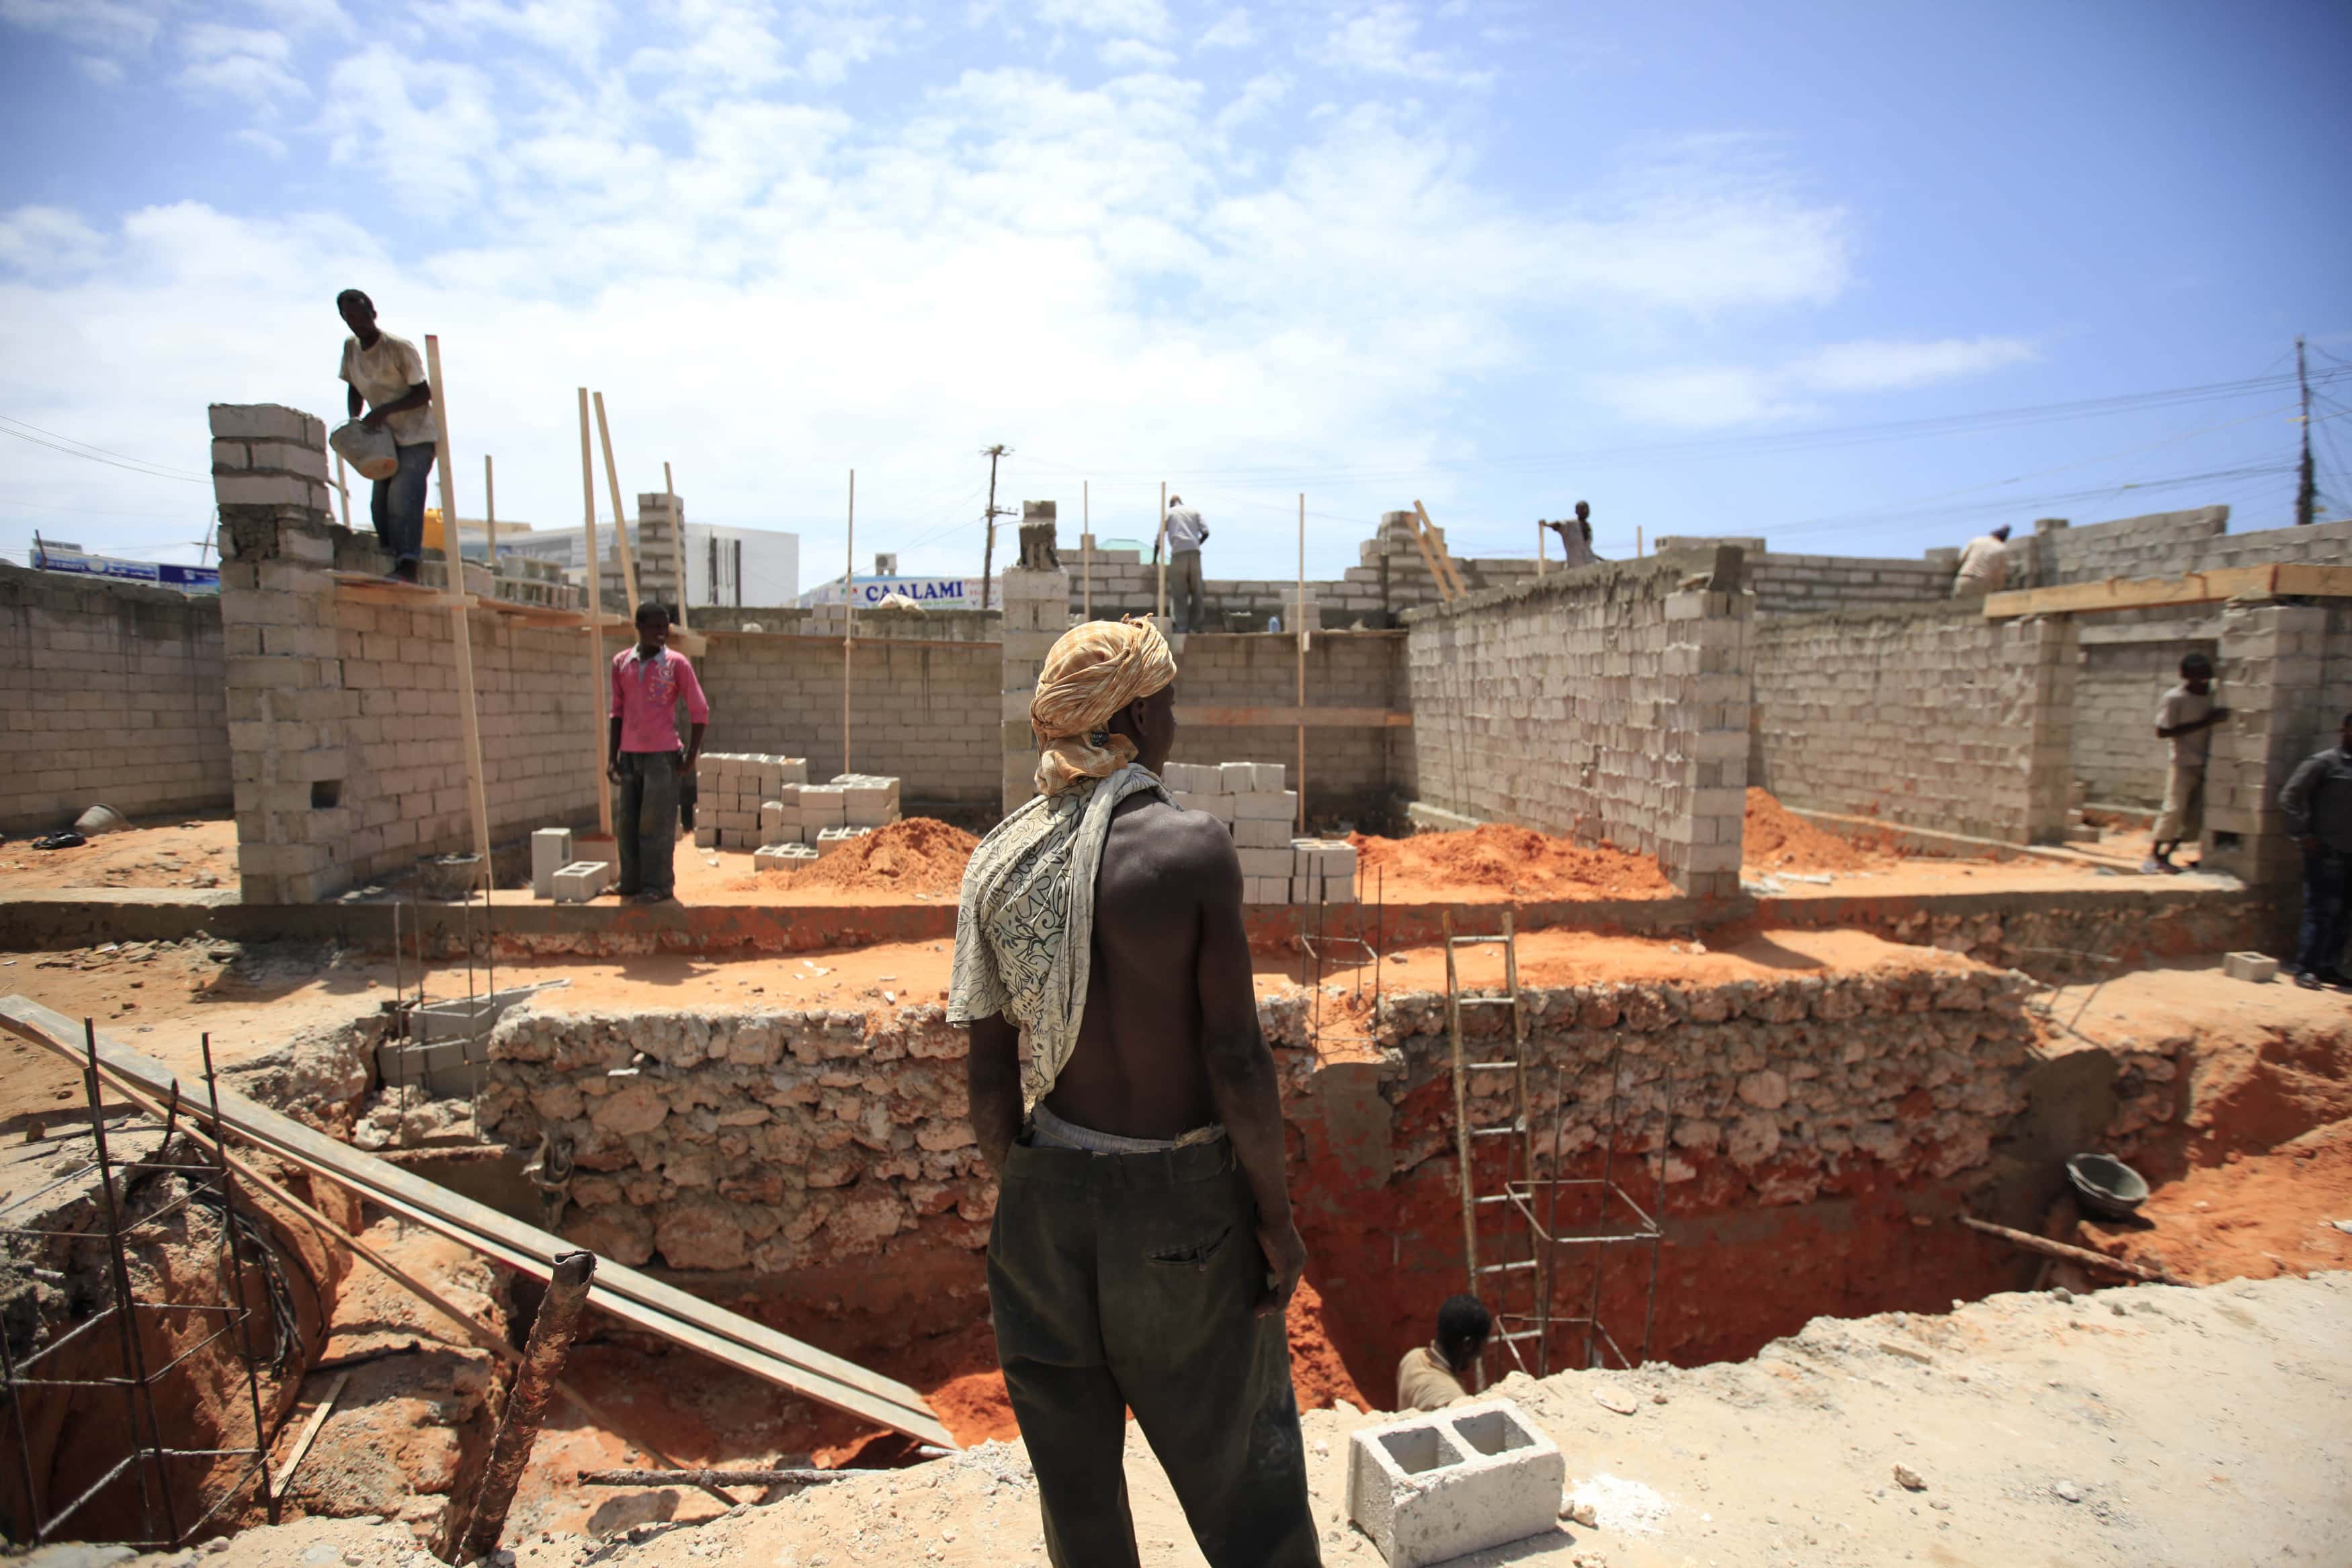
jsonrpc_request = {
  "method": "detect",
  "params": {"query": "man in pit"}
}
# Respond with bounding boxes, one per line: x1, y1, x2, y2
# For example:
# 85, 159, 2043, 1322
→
1396, 1294, 1492, 1410
951, 617, 1318, 1567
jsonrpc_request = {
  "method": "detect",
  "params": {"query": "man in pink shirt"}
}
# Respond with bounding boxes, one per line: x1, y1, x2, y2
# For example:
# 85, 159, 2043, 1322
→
608, 602, 709, 903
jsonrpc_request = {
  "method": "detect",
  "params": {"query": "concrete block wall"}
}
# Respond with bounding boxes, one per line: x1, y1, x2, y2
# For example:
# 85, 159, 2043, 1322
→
2201, 603, 2333, 886
1000, 567, 1070, 814
1401, 552, 1753, 898
694, 631, 1001, 807
2039, 507, 2228, 583
2072, 619, 2220, 806
0, 564, 233, 833
1167, 631, 1410, 823
1751, 604, 2078, 844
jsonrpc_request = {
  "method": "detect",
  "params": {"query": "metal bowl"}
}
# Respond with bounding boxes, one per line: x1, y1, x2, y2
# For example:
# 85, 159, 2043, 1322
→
2067, 1153, 2150, 1221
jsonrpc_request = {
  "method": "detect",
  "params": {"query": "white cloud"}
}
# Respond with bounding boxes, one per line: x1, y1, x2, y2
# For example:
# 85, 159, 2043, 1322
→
1099, 36, 1175, 71
0, 206, 112, 273
0, 0, 167, 54
179, 24, 310, 107
231, 126, 292, 158
1213, 70, 1287, 140
1199, 5, 1253, 48
78, 52, 127, 84
1605, 336, 2038, 428
317, 46, 501, 210
1035, 0, 1169, 42
1322, 1, 1491, 88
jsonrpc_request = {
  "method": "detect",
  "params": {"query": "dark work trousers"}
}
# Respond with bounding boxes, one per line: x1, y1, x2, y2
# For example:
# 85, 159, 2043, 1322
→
2298, 845, 2351, 976
1170, 548, 1207, 634
369, 440, 436, 565
987, 1136, 1320, 1568
616, 750, 681, 897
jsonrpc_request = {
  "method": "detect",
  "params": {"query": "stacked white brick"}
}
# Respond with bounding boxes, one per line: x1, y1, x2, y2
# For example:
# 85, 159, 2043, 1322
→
1162, 760, 1348, 904
691, 752, 809, 851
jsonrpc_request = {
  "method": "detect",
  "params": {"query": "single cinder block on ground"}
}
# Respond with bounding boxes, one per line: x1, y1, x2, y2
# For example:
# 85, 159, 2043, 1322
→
753, 842, 819, 869
551, 861, 610, 904
530, 827, 574, 899
2223, 951, 2279, 984
1346, 1400, 1565, 1568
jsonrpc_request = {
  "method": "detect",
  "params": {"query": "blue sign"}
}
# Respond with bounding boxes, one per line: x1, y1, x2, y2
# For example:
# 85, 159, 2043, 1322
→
802, 574, 980, 609
31, 543, 220, 593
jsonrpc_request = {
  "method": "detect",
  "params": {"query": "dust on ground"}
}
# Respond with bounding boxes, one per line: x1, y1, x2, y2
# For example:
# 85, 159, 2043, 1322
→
0, 814, 235, 893
160, 1272, 2352, 1567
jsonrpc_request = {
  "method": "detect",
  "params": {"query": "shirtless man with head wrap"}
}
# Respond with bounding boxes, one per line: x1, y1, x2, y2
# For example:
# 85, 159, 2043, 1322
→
950, 617, 1318, 1568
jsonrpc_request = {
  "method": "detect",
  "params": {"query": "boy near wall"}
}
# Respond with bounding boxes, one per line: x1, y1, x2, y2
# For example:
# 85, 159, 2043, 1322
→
2146, 650, 2228, 874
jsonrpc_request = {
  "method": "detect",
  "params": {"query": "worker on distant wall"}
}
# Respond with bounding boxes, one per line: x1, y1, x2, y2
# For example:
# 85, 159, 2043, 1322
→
1544, 500, 1599, 568
1395, 1295, 1491, 1410
608, 603, 708, 905
1161, 493, 1210, 634
1949, 523, 2013, 599
2280, 710, 2352, 990
2145, 651, 2229, 875
953, 619, 1318, 1566
334, 289, 435, 584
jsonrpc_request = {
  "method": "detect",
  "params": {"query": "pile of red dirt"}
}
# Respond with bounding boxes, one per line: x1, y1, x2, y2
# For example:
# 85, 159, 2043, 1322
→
782, 818, 978, 894
1742, 787, 1877, 871
2083, 1117, 2352, 1284
1349, 825, 1676, 901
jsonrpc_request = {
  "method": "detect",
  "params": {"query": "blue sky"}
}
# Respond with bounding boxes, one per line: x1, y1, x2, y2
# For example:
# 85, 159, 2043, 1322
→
3, 0, 2349, 584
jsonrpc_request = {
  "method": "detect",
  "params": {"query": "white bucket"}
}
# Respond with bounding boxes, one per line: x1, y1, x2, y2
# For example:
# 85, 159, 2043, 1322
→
329, 419, 400, 481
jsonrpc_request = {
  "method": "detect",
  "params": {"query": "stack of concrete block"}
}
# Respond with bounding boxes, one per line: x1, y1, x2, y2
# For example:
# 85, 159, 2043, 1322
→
1001, 552, 1072, 815
815, 824, 873, 857
1290, 838, 1358, 904
532, 827, 575, 898
694, 752, 809, 849
753, 841, 819, 871
832, 773, 902, 828
1163, 760, 1304, 904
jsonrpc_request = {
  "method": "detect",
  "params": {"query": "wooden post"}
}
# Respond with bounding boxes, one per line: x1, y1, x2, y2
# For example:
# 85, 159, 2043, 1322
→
423, 335, 494, 882
843, 469, 855, 778
333, 452, 353, 533
593, 392, 641, 618
1534, 519, 1546, 578
1296, 493, 1306, 832
664, 462, 689, 631
1636, 525, 1644, 558
1083, 480, 1091, 620
452, 1251, 597, 1562
482, 454, 499, 592
578, 389, 612, 836
1157, 481, 1168, 621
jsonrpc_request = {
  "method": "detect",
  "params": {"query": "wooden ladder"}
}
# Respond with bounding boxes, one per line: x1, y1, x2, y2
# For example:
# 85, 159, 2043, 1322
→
1444, 909, 1546, 1389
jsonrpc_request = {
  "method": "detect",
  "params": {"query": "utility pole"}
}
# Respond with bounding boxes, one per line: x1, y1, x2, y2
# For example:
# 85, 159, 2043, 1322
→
979, 443, 1013, 609
2296, 335, 2316, 527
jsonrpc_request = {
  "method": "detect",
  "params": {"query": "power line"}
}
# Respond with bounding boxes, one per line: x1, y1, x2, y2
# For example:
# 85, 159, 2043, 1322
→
0, 415, 211, 484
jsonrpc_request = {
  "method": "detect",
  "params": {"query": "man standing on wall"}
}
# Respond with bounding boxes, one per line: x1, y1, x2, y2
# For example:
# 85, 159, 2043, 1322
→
1162, 493, 1210, 634
952, 619, 1318, 1567
2280, 711, 2352, 990
335, 290, 435, 583
2145, 651, 2229, 874
1395, 1295, 1491, 1411
1544, 500, 1599, 568
608, 603, 708, 905
1949, 523, 2013, 599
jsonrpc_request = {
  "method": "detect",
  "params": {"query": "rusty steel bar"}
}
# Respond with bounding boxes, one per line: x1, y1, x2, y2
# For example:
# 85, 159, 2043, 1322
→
452, 1250, 597, 1562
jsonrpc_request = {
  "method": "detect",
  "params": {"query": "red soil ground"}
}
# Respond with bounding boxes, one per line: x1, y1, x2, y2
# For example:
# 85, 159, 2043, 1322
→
1741, 787, 1882, 872
732, 818, 979, 896
1349, 824, 1676, 902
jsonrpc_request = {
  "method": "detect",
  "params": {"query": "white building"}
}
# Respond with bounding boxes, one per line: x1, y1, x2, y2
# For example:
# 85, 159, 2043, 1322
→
499, 517, 799, 608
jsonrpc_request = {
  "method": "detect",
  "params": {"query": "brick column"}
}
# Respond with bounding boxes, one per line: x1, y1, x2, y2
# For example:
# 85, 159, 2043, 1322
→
1656, 560, 1754, 901
211, 402, 350, 904
2204, 602, 2326, 885
2021, 614, 2080, 843
635, 490, 683, 611
1000, 565, 1068, 816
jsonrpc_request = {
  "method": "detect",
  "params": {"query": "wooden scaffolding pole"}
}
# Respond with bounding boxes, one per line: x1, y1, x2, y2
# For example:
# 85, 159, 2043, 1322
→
1534, 519, 1547, 578
423, 335, 494, 881
1157, 480, 1168, 621
1296, 493, 1306, 832
578, 389, 613, 836
482, 453, 499, 574
1083, 480, 1091, 620
333, 452, 353, 532
593, 392, 641, 618
843, 469, 855, 777
664, 461, 689, 631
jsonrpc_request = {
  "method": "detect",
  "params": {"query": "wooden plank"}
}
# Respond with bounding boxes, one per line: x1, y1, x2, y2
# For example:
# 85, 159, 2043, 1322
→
1414, 500, 1470, 600
593, 392, 642, 619
1402, 503, 1451, 601
271, 1370, 348, 1501
579, 390, 614, 838
1296, 494, 1307, 832
663, 461, 689, 633
1976, 562, 2352, 618
1176, 705, 1411, 728
0, 998, 954, 1450
424, 335, 495, 880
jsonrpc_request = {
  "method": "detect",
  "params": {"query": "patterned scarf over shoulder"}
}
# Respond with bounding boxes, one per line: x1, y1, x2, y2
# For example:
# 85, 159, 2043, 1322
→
949, 618, 1177, 1108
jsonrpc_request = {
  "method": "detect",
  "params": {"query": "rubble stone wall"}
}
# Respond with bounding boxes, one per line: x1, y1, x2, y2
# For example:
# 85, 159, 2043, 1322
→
1402, 552, 1753, 898
0, 563, 231, 833
1751, 603, 2078, 844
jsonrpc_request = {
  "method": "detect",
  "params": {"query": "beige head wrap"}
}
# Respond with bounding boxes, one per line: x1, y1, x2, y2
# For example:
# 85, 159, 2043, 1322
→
1029, 617, 1177, 797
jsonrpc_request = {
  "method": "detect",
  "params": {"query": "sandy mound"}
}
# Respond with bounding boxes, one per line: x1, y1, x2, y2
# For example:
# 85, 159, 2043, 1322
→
1742, 787, 1876, 871
1349, 824, 1675, 900
783, 818, 979, 894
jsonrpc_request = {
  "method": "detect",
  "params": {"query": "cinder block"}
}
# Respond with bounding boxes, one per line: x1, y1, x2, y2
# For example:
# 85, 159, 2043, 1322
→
1236, 846, 1293, 877
2223, 951, 2278, 984
1233, 816, 1290, 848
753, 842, 820, 869
1346, 1401, 1566, 1568
1251, 761, 1286, 791
208, 402, 313, 443
814, 825, 870, 857
551, 861, 610, 903
1243, 875, 1286, 904
1218, 760, 1255, 793
531, 826, 574, 898
1232, 791, 1297, 822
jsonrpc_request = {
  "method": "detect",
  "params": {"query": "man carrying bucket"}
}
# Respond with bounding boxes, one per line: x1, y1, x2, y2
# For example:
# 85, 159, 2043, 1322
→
334, 289, 435, 582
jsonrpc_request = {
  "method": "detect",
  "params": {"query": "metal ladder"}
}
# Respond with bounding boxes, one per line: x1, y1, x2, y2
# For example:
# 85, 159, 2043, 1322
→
1443, 910, 1547, 1389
